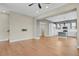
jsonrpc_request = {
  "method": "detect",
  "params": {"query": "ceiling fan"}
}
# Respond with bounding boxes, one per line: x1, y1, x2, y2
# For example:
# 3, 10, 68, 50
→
28, 3, 50, 9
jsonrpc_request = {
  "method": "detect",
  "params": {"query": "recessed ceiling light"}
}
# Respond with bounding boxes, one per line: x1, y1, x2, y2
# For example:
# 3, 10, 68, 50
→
2, 10, 6, 13
46, 6, 48, 8
36, 11, 39, 13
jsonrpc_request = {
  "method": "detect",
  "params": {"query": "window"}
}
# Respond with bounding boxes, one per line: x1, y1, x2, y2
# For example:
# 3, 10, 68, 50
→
61, 24, 64, 28
65, 23, 70, 29
53, 24, 56, 29
57, 24, 61, 29
71, 22, 76, 29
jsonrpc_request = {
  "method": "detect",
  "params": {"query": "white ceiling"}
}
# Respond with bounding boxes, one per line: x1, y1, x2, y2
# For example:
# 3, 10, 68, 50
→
46, 11, 77, 22
0, 3, 67, 18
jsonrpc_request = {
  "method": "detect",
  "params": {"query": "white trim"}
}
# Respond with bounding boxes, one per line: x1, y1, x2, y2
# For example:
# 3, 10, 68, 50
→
0, 39, 8, 41
10, 37, 33, 42
77, 46, 79, 48
34, 37, 40, 40
10, 36, 40, 43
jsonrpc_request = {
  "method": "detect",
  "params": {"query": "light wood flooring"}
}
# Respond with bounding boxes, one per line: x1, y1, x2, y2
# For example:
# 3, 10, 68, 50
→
0, 36, 78, 56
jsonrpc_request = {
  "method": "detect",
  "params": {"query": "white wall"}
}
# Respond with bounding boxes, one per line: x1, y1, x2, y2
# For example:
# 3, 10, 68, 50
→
9, 12, 34, 42
36, 20, 49, 38
76, 5, 79, 48
49, 23, 56, 36
39, 22, 49, 36
0, 13, 8, 41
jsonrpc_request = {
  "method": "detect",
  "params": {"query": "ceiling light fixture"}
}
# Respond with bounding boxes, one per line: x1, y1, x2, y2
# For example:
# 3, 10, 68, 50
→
2, 10, 6, 13
36, 11, 39, 13
46, 6, 48, 8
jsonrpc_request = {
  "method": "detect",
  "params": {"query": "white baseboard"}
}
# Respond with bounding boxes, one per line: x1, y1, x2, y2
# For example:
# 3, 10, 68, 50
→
77, 46, 79, 48
10, 37, 33, 43
0, 39, 8, 41
34, 37, 40, 40
4, 36, 40, 43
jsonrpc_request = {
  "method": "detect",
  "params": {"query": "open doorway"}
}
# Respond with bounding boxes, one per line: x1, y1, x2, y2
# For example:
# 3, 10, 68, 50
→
36, 9, 77, 50
0, 12, 9, 42
46, 10, 77, 40
43, 9, 77, 49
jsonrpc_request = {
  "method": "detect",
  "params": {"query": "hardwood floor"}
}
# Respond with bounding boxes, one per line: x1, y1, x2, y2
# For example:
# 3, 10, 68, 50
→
0, 36, 78, 56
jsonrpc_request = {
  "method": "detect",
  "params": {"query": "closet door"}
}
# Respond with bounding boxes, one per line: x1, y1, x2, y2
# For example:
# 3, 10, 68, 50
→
0, 13, 8, 41
39, 22, 49, 36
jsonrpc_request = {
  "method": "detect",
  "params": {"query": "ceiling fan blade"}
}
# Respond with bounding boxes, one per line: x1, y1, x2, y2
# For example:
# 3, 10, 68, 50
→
38, 3, 41, 9
28, 3, 34, 6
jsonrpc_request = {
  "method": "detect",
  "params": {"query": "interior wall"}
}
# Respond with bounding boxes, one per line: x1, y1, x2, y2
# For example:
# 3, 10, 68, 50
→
0, 13, 8, 41
36, 20, 49, 37
77, 5, 79, 48
49, 23, 56, 36
9, 12, 34, 42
